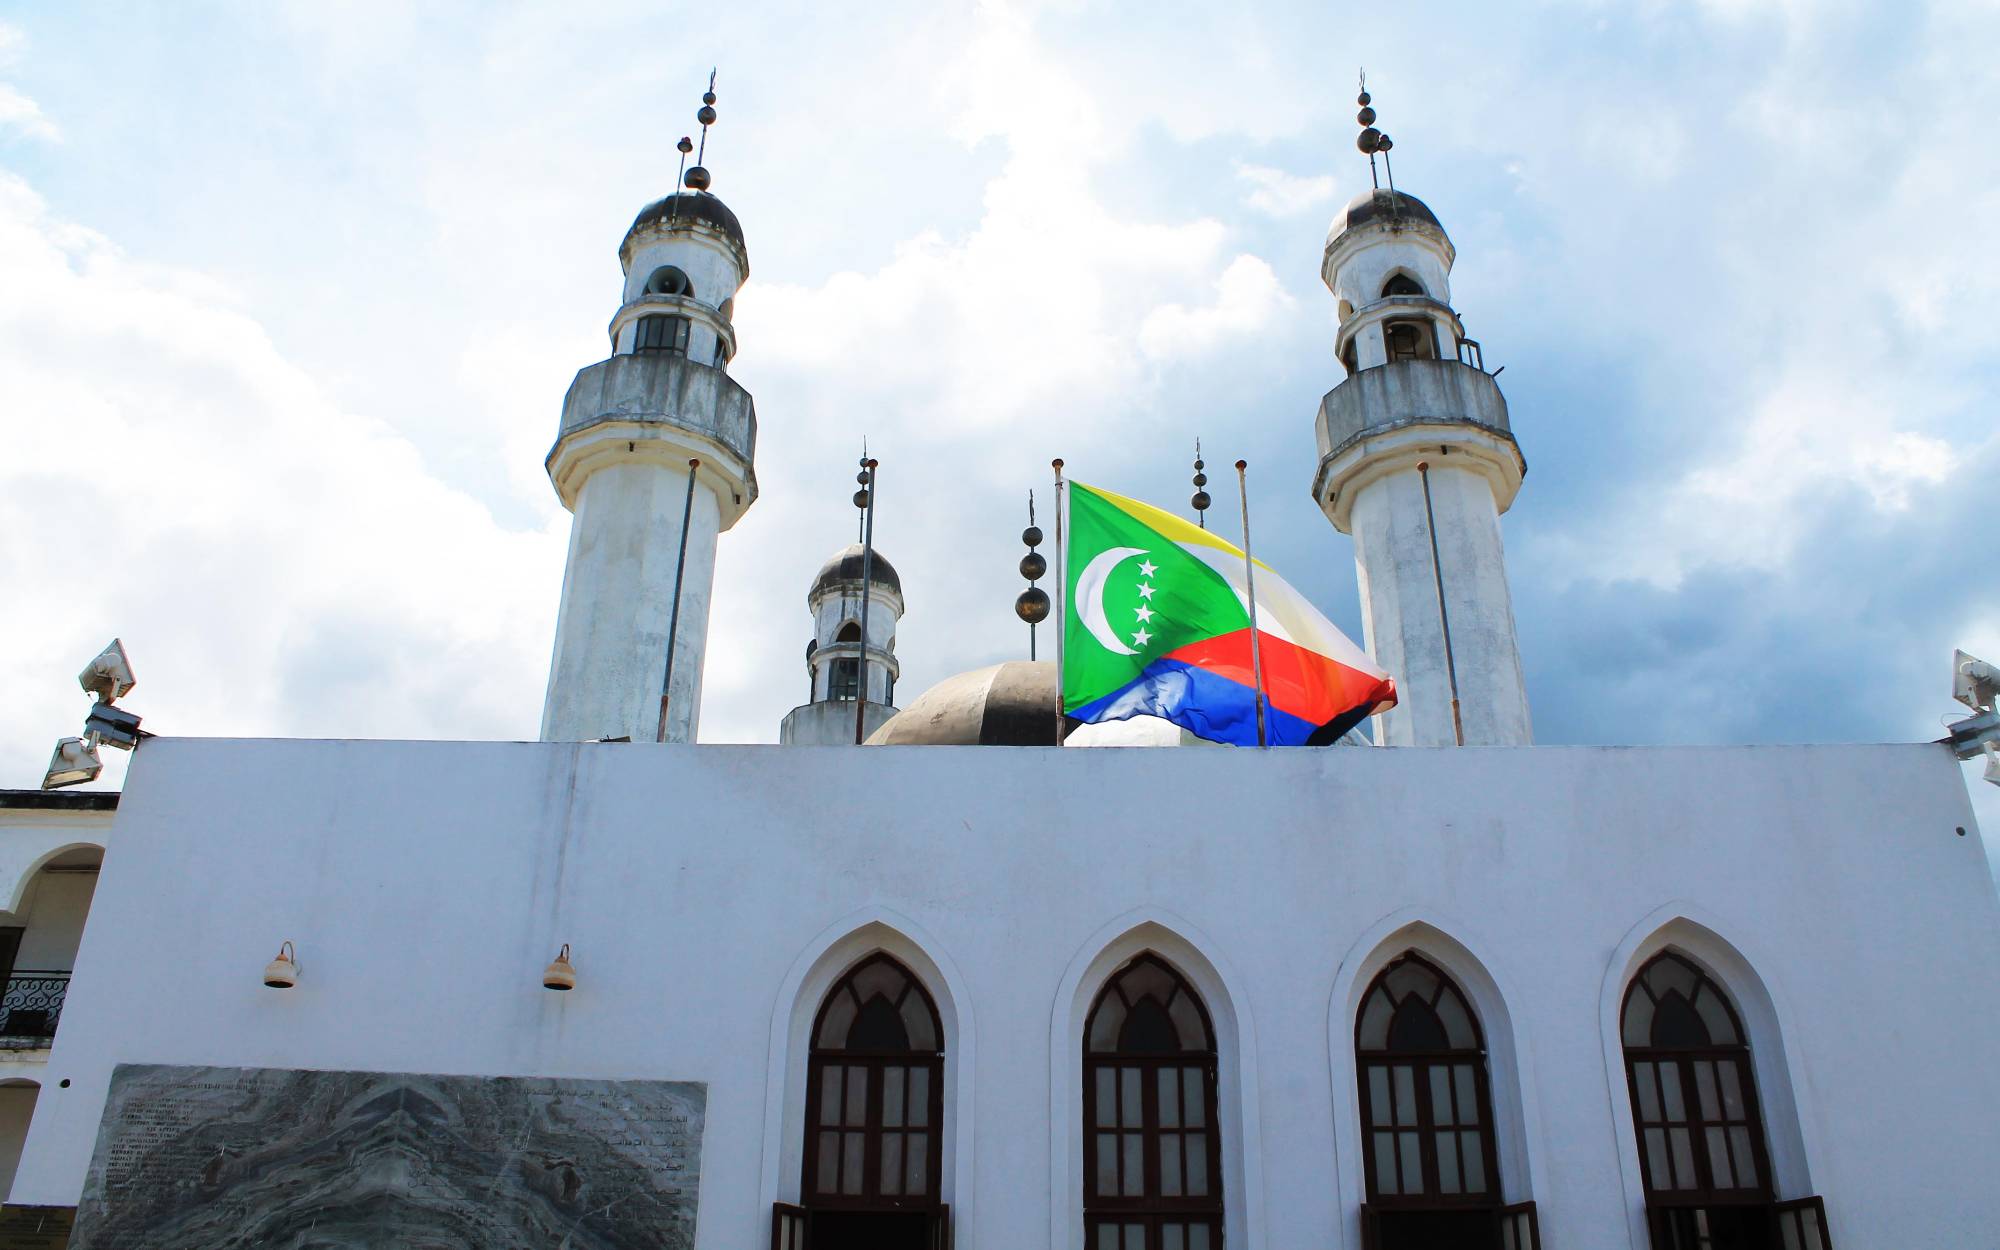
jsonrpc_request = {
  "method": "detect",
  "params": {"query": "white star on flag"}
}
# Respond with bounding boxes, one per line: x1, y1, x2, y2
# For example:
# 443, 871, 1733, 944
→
1134, 605, 1155, 622
1136, 583, 1156, 600
1137, 559, 1158, 577
1132, 627, 1153, 647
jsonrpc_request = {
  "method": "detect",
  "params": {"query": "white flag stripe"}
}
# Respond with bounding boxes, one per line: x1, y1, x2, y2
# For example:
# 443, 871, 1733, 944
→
1180, 543, 1386, 678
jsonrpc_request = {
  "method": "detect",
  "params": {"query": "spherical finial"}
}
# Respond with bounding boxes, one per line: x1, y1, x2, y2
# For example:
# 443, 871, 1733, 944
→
677, 136, 693, 154
1191, 490, 1211, 511
697, 105, 717, 126
684, 165, 711, 191
1377, 134, 1393, 152
1015, 587, 1051, 624
702, 90, 717, 106
1356, 106, 1376, 126
1357, 90, 1371, 106
1019, 551, 1047, 580
853, 489, 870, 509
1022, 525, 1043, 547
1357, 127, 1382, 154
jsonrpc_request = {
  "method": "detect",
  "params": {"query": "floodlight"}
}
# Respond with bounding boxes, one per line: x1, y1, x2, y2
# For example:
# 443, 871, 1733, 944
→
78, 639, 136, 703
1986, 743, 2000, 789
41, 736, 103, 790
83, 702, 143, 750
1955, 650, 1999, 714
263, 941, 300, 989
543, 944, 577, 991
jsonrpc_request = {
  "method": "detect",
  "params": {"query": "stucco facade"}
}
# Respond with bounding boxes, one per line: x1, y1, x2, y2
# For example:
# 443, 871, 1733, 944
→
12, 737, 1998, 1247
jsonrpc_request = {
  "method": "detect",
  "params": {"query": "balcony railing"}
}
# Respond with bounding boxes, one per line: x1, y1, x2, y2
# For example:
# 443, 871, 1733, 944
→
0, 971, 71, 1046
772, 1202, 950, 1250
1360, 1201, 1541, 1250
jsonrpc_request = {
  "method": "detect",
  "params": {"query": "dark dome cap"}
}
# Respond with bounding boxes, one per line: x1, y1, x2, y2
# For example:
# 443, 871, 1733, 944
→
1327, 188, 1445, 245
811, 543, 901, 601
624, 192, 748, 261
865, 661, 1064, 746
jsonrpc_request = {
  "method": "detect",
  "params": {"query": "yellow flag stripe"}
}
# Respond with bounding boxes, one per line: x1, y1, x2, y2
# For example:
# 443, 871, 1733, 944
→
1076, 480, 1270, 569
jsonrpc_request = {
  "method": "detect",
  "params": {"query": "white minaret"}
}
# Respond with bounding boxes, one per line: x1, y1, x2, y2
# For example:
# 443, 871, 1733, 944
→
778, 545, 905, 745
540, 88, 757, 743
1312, 94, 1531, 747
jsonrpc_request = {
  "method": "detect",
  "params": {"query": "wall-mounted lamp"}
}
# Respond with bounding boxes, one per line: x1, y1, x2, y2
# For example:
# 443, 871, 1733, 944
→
263, 941, 300, 989
543, 944, 576, 992
42, 737, 104, 790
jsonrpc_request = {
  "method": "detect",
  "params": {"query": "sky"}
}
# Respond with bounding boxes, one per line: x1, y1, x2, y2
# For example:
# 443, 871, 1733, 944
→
0, 1, 1995, 860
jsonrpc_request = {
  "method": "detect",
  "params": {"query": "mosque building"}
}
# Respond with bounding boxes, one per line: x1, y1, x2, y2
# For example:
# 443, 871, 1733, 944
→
0, 82, 1996, 1250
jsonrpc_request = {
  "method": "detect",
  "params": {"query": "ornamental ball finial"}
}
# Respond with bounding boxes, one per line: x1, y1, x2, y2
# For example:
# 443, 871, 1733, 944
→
677, 136, 693, 154
684, 165, 711, 191
1015, 587, 1051, 624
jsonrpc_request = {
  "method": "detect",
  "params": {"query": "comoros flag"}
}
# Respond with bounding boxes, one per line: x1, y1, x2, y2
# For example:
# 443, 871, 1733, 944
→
1062, 481, 1396, 746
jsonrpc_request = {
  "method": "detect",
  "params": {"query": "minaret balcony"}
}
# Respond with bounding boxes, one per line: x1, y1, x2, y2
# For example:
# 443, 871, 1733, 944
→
546, 350, 759, 524
1313, 358, 1526, 530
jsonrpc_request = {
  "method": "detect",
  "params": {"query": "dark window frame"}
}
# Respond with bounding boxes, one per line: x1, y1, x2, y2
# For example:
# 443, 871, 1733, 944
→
803, 953, 946, 1213
634, 313, 691, 355
1355, 952, 1503, 1212
1082, 953, 1224, 1250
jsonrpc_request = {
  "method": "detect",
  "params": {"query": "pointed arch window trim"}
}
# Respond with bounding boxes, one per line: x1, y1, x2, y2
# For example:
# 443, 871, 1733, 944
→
1082, 953, 1223, 1250
1354, 952, 1501, 1211
803, 953, 944, 1210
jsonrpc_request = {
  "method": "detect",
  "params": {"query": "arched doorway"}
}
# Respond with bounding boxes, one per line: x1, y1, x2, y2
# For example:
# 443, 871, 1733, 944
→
1355, 952, 1524, 1248
799, 953, 945, 1250
1083, 952, 1223, 1250
1622, 951, 1778, 1249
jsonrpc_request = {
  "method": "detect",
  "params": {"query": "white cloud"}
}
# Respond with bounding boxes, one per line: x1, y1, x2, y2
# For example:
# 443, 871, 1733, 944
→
0, 172, 564, 786
1138, 255, 1294, 360
0, 22, 57, 142
1235, 162, 1337, 218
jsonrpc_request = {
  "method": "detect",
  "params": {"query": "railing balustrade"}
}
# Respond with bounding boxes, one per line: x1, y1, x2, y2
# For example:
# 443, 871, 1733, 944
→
0, 970, 71, 1045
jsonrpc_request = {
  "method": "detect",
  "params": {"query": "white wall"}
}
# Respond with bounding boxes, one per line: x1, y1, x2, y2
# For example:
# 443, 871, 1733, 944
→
0, 1083, 38, 1199
14, 738, 2000, 1250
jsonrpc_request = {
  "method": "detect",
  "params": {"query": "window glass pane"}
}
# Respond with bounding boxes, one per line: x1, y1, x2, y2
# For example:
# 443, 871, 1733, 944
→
1694, 1061, 1719, 1121
1161, 1134, 1182, 1196
1669, 1127, 1696, 1189
1705, 1127, 1731, 1187
1429, 1067, 1455, 1127
818, 995, 858, 1049
842, 1133, 865, 1194
1164, 1226, 1184, 1250
1168, 989, 1209, 1050
1660, 1063, 1686, 1121
1455, 1065, 1479, 1125
818, 1066, 843, 1126
1186, 1132, 1209, 1196
1436, 1130, 1460, 1193
1368, 1067, 1392, 1127
1095, 1134, 1118, 1195
1122, 1068, 1142, 1128
1189, 1226, 1212, 1250
1781, 1216, 1802, 1250
1435, 986, 1477, 1049
1623, 990, 1656, 1048
1719, 1061, 1746, 1119
1096, 1067, 1118, 1128
1374, 1132, 1400, 1195
1184, 1068, 1206, 1128
1124, 1224, 1145, 1250
883, 1066, 906, 1127
1693, 985, 1739, 1045
845, 1067, 867, 1126
1394, 1066, 1418, 1125
1648, 955, 1699, 1000
1643, 1128, 1671, 1191
1633, 1062, 1660, 1122
1122, 1133, 1145, 1196
1158, 1067, 1181, 1127
1730, 1127, 1759, 1188
1802, 1209, 1826, 1250
908, 1066, 930, 1127
1358, 989, 1393, 1050
881, 1134, 903, 1195
1122, 960, 1175, 1004
907, 1131, 928, 1194
1096, 1225, 1120, 1250
1398, 1132, 1423, 1195
852, 961, 906, 1005
1384, 960, 1439, 1004
1089, 996, 1127, 1052
816, 1131, 840, 1193
899, 991, 938, 1050
1461, 1131, 1486, 1194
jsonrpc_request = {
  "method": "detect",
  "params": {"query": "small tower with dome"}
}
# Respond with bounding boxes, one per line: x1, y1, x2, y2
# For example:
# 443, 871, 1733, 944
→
539, 80, 758, 744
1312, 87, 1532, 747
779, 545, 905, 745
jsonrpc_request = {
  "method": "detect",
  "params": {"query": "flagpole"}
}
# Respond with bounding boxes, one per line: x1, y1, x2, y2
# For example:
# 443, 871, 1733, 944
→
853, 457, 879, 746
1235, 460, 1270, 748
1052, 458, 1067, 747
656, 457, 701, 743
1417, 460, 1466, 747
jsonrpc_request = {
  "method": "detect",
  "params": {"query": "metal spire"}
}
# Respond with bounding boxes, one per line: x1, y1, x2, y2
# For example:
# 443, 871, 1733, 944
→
1190, 439, 1211, 529
1355, 70, 1396, 194
684, 70, 717, 193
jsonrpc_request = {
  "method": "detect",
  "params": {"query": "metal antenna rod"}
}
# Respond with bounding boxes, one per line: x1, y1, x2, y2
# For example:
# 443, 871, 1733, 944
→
1417, 461, 1466, 746
852, 457, 880, 745
697, 68, 716, 165
657, 458, 701, 742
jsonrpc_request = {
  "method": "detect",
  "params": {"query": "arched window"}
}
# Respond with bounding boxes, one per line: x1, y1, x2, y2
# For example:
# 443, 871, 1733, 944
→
829, 622, 862, 703
1355, 953, 1506, 1248
1083, 953, 1222, 1250
645, 266, 693, 298
633, 313, 690, 355
800, 955, 944, 1247
1622, 952, 1776, 1248
1384, 319, 1438, 362
1382, 273, 1425, 298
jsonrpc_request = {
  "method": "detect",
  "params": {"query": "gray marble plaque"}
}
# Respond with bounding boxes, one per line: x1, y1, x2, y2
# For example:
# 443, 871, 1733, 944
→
71, 1065, 704, 1250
